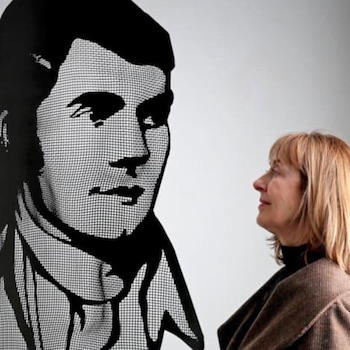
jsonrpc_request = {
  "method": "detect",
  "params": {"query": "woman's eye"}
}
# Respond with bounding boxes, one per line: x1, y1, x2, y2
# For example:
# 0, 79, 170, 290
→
266, 168, 279, 176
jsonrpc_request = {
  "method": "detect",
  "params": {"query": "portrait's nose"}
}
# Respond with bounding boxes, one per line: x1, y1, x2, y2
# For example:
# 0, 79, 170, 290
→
108, 110, 150, 178
253, 174, 267, 192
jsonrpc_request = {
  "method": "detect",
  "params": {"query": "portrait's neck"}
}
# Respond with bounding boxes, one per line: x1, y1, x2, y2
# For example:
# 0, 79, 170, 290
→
18, 183, 168, 285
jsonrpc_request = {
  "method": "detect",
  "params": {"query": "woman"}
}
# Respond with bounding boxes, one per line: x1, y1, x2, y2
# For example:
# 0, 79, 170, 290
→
218, 132, 350, 349
0, 0, 203, 349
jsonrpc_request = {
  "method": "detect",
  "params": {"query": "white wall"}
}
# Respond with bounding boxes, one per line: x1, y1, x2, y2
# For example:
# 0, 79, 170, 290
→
2, 0, 350, 349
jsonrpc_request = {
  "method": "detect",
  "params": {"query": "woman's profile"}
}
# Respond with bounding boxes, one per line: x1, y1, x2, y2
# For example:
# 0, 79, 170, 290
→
219, 132, 350, 349
0, 0, 204, 349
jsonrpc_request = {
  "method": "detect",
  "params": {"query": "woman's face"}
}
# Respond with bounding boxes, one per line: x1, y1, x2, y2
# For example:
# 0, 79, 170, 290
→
36, 38, 172, 238
253, 159, 305, 246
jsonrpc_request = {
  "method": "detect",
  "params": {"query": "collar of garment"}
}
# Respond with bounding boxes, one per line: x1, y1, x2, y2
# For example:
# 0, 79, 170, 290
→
13, 185, 202, 348
281, 244, 325, 270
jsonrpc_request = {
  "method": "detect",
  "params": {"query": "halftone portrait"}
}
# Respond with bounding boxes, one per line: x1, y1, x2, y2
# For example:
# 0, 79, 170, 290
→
0, 0, 204, 348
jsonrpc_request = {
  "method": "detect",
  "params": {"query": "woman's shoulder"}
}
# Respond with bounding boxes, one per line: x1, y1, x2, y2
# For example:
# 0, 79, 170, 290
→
278, 258, 350, 348
253, 257, 350, 348
268, 257, 350, 333
218, 258, 350, 349
276, 257, 350, 303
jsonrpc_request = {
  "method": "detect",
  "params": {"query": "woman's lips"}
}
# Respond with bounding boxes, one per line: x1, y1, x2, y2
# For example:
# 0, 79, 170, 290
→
89, 185, 145, 205
258, 199, 270, 209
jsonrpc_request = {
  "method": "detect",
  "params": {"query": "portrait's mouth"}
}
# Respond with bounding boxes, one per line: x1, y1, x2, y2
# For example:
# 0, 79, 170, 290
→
89, 185, 145, 205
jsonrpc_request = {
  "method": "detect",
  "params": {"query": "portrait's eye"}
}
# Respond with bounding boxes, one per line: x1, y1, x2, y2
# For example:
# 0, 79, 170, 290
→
67, 92, 125, 128
139, 110, 169, 130
143, 116, 157, 128
137, 90, 174, 130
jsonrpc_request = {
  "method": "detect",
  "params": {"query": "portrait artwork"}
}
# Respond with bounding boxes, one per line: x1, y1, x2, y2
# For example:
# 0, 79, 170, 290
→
0, 0, 204, 348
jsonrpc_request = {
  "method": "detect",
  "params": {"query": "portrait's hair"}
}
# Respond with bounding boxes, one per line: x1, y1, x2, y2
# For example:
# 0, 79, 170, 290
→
0, 0, 174, 230
269, 131, 350, 273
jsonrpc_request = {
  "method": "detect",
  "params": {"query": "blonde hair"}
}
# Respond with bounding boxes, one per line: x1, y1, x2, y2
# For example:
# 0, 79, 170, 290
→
269, 131, 350, 273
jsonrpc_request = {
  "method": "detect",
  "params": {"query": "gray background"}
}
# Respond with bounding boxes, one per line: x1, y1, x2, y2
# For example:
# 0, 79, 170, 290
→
1, 0, 350, 349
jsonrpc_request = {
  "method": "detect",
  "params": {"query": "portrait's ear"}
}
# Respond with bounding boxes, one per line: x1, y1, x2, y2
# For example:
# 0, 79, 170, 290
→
30, 53, 52, 70
0, 110, 10, 151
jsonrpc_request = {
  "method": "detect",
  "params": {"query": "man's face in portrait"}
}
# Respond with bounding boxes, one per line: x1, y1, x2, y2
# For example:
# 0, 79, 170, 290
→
36, 38, 172, 238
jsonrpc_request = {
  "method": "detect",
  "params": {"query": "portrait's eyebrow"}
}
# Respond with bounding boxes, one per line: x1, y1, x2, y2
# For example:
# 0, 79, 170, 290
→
137, 90, 174, 114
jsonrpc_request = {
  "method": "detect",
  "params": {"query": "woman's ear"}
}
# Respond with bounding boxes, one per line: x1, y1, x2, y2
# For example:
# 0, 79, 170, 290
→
0, 110, 10, 151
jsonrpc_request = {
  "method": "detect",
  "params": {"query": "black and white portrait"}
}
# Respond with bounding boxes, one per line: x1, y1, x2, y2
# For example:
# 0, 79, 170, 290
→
0, 0, 204, 348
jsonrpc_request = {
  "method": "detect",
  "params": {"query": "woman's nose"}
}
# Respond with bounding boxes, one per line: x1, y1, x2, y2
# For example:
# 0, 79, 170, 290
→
253, 174, 267, 192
